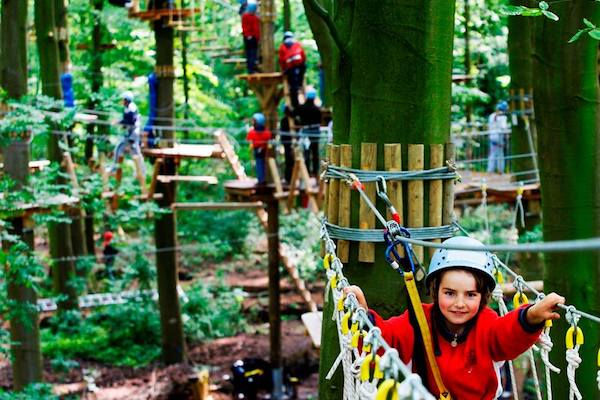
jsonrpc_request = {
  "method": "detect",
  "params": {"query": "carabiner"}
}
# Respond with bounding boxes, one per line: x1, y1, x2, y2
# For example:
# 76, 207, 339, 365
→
376, 176, 401, 223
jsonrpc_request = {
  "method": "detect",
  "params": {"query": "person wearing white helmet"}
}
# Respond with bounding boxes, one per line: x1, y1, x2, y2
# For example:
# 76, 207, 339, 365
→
487, 101, 510, 173
108, 91, 143, 174
345, 235, 565, 400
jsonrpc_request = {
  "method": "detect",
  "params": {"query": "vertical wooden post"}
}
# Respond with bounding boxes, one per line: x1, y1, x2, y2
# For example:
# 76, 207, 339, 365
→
327, 145, 341, 224
358, 143, 377, 263
266, 194, 283, 400
286, 158, 300, 211
337, 145, 352, 262
133, 154, 147, 196
407, 145, 424, 262
428, 144, 444, 259
442, 143, 456, 226
384, 144, 402, 223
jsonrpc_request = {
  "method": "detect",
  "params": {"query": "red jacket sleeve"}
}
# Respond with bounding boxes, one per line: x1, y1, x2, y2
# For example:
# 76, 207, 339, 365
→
481, 306, 543, 361
369, 308, 414, 364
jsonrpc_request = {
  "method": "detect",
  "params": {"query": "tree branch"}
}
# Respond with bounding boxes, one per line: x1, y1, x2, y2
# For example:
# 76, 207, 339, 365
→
304, 0, 348, 54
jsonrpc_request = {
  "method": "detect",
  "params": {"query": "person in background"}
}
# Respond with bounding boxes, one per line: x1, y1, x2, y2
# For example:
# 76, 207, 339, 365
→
241, 1, 260, 74
108, 91, 143, 173
278, 31, 306, 108
246, 113, 272, 184
102, 231, 118, 280
294, 88, 322, 176
279, 104, 296, 184
487, 101, 509, 173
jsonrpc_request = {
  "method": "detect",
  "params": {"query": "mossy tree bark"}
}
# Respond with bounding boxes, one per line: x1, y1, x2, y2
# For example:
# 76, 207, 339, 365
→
508, 0, 535, 178
153, 0, 186, 364
35, 0, 78, 311
283, 0, 291, 32
303, 1, 455, 398
0, 0, 44, 389
534, 2, 600, 398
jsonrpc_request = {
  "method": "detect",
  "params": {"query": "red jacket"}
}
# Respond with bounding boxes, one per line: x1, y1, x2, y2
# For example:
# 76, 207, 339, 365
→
241, 13, 260, 40
370, 303, 542, 400
278, 42, 306, 71
246, 129, 272, 150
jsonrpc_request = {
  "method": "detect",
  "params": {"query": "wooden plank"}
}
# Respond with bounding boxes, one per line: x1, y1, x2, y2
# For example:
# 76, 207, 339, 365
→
337, 145, 352, 262
216, 131, 248, 179
286, 158, 300, 212
142, 144, 223, 159
358, 143, 377, 263
267, 157, 287, 213
301, 311, 323, 348
172, 202, 263, 210
442, 143, 456, 226
298, 154, 319, 213
133, 154, 147, 195
407, 144, 424, 262
384, 144, 402, 223
322, 146, 331, 217
62, 152, 79, 190
157, 175, 218, 184
428, 144, 444, 259
148, 158, 163, 200
327, 145, 341, 224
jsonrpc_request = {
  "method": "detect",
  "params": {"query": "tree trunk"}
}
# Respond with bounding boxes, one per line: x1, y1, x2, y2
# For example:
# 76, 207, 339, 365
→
534, 2, 600, 399
0, 0, 44, 389
508, 0, 535, 178
153, 0, 186, 364
283, 0, 291, 32
464, 0, 472, 123
35, 0, 78, 311
180, 30, 190, 125
304, 1, 455, 398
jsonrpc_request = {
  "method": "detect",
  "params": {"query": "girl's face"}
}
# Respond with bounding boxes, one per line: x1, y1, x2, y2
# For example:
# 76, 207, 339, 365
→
437, 269, 482, 331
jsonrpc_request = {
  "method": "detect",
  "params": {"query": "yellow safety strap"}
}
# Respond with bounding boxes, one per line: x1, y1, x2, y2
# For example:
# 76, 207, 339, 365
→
404, 271, 452, 400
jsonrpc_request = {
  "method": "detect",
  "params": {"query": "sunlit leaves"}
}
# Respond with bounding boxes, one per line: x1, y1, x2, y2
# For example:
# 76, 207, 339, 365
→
569, 18, 600, 43
500, 1, 558, 21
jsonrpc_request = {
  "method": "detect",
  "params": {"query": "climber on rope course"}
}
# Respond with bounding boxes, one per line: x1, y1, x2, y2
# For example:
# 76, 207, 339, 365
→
246, 112, 271, 185
278, 31, 306, 108
241, 0, 260, 74
344, 235, 565, 400
107, 91, 144, 174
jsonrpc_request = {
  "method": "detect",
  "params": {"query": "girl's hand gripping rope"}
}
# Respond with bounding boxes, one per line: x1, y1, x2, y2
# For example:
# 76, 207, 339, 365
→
526, 292, 565, 325
344, 285, 368, 310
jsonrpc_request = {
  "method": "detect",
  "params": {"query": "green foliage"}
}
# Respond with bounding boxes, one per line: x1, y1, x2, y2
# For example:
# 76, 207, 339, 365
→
0, 384, 57, 400
569, 18, 600, 43
182, 276, 247, 341
500, 1, 559, 21
457, 204, 515, 244
279, 210, 323, 282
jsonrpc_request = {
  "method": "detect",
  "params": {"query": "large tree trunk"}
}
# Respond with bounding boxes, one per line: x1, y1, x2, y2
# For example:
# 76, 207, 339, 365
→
35, 0, 78, 311
283, 0, 291, 32
153, 0, 186, 364
0, 0, 44, 389
508, 0, 535, 178
534, 2, 600, 398
304, 1, 455, 398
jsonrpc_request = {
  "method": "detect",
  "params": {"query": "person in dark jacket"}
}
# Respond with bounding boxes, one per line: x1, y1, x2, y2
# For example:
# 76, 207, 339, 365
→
279, 104, 296, 183
294, 89, 321, 176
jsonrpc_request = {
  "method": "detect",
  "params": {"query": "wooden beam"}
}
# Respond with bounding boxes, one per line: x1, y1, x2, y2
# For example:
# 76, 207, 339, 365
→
157, 175, 218, 184
171, 202, 263, 211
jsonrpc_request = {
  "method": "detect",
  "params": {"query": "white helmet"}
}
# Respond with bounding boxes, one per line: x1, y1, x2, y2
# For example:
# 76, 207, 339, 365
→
122, 91, 134, 102
426, 236, 496, 291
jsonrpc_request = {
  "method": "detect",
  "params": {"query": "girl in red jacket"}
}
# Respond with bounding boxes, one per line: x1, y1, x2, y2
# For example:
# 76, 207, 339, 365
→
345, 236, 565, 400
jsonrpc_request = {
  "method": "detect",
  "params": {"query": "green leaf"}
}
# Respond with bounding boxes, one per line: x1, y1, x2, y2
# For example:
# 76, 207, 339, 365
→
584, 18, 596, 29
499, 5, 527, 16
542, 10, 559, 21
569, 29, 587, 43
521, 8, 543, 17
589, 29, 600, 40
539, 1, 549, 11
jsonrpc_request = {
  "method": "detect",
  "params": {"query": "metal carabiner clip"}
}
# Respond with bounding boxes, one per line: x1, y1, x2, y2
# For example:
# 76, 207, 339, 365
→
376, 176, 401, 224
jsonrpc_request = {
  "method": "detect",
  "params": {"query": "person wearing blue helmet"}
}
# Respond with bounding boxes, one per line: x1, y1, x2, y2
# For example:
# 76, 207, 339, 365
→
241, 1, 260, 73
487, 101, 510, 173
294, 88, 322, 176
278, 31, 306, 108
246, 112, 272, 184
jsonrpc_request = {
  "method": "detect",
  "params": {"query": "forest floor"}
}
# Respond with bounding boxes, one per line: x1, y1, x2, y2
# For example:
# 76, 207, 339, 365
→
0, 243, 323, 399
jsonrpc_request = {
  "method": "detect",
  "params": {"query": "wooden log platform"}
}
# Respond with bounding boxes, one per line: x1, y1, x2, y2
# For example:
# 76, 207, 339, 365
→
142, 144, 223, 160
454, 171, 540, 206
0, 193, 79, 217
101, 191, 163, 201
128, 7, 202, 21
0, 159, 50, 172
237, 72, 283, 83
225, 179, 319, 202
157, 175, 218, 184
172, 201, 263, 211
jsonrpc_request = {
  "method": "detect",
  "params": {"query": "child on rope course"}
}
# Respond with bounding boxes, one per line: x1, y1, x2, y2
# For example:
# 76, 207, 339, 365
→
246, 113, 271, 184
241, 0, 260, 74
108, 91, 144, 174
278, 31, 306, 108
294, 88, 322, 176
344, 236, 565, 400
